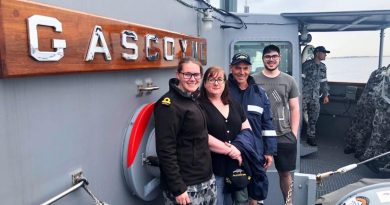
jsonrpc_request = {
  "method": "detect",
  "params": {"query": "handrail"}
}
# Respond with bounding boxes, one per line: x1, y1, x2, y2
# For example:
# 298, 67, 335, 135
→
41, 180, 85, 205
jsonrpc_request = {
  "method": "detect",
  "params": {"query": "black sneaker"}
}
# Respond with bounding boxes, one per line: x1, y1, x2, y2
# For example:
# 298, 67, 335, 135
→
306, 138, 317, 146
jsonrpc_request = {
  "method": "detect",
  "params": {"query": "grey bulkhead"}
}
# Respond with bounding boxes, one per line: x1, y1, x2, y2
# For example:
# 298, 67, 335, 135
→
0, 0, 303, 205
0, 0, 222, 204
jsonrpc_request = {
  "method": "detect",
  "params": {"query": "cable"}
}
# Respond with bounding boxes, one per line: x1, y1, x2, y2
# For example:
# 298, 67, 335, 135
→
176, 0, 203, 10
198, 0, 247, 29
316, 150, 390, 184
357, 150, 390, 166
176, 0, 247, 29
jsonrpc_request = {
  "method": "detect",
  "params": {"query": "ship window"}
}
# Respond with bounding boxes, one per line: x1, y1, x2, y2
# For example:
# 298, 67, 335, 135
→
233, 41, 293, 75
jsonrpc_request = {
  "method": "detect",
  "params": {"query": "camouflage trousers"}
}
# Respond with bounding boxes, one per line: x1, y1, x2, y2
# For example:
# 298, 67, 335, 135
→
302, 97, 320, 138
163, 176, 217, 205
344, 103, 375, 155
360, 108, 390, 170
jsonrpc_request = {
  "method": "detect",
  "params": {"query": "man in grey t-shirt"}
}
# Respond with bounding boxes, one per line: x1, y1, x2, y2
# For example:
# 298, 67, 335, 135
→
253, 45, 300, 205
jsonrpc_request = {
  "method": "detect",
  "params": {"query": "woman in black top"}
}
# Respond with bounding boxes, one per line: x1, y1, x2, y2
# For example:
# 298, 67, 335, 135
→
200, 66, 251, 205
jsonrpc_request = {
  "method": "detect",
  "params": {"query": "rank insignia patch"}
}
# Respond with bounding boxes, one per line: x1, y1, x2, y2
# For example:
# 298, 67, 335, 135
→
161, 97, 171, 106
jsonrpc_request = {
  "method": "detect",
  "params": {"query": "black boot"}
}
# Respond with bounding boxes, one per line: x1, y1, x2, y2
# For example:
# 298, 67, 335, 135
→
306, 137, 317, 146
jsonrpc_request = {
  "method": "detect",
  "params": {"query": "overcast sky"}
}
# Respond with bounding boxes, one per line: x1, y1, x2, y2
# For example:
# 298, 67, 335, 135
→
210, 0, 390, 57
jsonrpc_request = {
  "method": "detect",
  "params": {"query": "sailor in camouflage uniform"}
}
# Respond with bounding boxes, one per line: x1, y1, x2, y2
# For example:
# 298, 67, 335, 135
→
359, 65, 390, 172
302, 46, 330, 146
344, 66, 387, 157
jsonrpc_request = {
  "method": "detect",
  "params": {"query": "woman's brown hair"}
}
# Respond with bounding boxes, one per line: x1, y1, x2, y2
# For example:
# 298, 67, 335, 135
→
200, 66, 230, 105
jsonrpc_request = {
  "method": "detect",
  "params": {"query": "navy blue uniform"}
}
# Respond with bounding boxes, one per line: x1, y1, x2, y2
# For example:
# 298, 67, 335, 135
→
228, 74, 277, 159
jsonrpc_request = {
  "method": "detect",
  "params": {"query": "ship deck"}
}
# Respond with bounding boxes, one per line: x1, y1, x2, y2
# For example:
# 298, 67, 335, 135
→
300, 115, 390, 199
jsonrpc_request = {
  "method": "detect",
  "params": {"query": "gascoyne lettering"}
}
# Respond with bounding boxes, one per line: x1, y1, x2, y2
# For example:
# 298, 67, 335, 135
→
0, 0, 207, 77
27, 15, 200, 63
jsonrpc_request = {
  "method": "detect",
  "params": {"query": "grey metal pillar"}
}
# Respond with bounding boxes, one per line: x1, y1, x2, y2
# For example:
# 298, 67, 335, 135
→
244, 0, 249, 13
220, 0, 237, 12
378, 28, 385, 68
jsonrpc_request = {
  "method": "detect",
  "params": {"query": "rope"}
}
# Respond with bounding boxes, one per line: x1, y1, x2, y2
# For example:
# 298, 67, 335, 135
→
357, 150, 390, 165
284, 179, 294, 205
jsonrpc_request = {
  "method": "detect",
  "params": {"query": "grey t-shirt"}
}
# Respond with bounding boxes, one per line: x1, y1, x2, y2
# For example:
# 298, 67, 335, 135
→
253, 71, 299, 136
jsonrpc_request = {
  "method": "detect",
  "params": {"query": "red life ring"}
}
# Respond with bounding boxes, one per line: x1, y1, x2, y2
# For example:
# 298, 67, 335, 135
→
127, 103, 154, 167
122, 102, 160, 201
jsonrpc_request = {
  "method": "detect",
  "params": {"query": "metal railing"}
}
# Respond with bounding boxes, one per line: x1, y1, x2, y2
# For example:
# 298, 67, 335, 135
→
41, 180, 86, 205
40, 173, 109, 205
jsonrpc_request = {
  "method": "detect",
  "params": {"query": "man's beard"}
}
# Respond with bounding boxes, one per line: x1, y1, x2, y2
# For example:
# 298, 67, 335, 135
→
264, 64, 278, 71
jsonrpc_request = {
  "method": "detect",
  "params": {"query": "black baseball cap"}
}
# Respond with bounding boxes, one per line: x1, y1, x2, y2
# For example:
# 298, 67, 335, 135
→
314, 46, 330, 54
231, 53, 252, 65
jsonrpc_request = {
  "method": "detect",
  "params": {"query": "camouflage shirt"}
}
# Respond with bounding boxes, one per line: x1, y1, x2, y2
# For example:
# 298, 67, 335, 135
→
374, 66, 390, 109
357, 66, 387, 106
302, 59, 330, 99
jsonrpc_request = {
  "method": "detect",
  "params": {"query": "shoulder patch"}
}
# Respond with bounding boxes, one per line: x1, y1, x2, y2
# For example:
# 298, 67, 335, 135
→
161, 97, 171, 106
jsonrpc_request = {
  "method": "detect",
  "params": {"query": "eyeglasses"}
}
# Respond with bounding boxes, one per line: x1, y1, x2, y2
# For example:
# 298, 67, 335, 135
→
207, 78, 225, 84
263, 55, 280, 60
180, 72, 202, 80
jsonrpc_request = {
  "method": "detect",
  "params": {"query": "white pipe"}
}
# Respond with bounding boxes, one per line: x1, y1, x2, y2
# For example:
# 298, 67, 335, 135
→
41, 181, 85, 205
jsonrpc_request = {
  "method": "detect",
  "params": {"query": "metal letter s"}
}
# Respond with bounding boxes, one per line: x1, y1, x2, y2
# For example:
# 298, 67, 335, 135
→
121, 30, 138, 60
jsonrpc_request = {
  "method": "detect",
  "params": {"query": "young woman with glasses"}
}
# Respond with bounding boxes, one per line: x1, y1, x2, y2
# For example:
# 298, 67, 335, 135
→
154, 57, 216, 205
